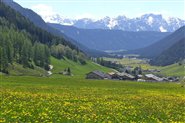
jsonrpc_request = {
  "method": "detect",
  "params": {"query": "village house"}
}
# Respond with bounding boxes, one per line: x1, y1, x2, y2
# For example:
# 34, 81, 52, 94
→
86, 70, 179, 82
86, 71, 111, 80
110, 72, 135, 80
145, 74, 164, 82
137, 79, 146, 82
136, 74, 143, 79
163, 76, 179, 82
117, 72, 135, 80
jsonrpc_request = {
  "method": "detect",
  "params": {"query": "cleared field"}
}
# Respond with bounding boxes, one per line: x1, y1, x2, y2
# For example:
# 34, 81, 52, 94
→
0, 76, 185, 122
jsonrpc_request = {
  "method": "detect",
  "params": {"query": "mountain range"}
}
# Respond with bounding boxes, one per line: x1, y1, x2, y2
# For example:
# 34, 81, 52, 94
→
131, 26, 185, 57
43, 14, 185, 32
49, 23, 170, 51
2, 0, 184, 66
121, 26, 185, 66
151, 38, 185, 66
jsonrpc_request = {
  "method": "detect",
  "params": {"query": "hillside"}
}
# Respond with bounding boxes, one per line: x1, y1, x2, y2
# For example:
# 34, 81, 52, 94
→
0, 15, 50, 73
49, 23, 170, 51
132, 26, 185, 58
6, 57, 112, 77
51, 57, 112, 77
0, 2, 77, 49
2, 0, 61, 36
0, 2, 88, 74
7, 63, 47, 76
2, 0, 106, 57
150, 38, 185, 66
160, 63, 185, 77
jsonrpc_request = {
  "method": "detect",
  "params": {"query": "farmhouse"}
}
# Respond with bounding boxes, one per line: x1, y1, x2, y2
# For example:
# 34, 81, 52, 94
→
86, 71, 111, 80
117, 72, 135, 80
110, 72, 135, 80
145, 74, 163, 82
163, 76, 179, 82
136, 74, 143, 79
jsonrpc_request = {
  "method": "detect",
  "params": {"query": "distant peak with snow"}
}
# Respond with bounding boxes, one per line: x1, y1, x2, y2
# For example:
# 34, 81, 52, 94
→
41, 13, 185, 32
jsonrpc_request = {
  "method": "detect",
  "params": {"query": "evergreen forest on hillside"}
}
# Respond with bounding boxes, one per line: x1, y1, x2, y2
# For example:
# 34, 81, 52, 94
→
0, 2, 86, 74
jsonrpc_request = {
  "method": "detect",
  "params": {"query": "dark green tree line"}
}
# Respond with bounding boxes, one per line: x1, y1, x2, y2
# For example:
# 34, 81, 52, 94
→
0, 18, 51, 73
0, 2, 87, 74
51, 44, 86, 65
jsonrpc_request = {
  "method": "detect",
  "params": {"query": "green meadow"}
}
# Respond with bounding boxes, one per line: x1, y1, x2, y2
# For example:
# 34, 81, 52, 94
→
0, 57, 185, 122
51, 57, 112, 77
1, 76, 185, 122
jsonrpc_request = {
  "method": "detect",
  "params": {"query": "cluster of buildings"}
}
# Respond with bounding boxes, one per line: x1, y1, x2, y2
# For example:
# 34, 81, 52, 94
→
86, 70, 179, 82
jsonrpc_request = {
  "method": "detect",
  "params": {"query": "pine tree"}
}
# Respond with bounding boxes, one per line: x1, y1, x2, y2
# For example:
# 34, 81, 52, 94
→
20, 41, 32, 68
1, 47, 9, 73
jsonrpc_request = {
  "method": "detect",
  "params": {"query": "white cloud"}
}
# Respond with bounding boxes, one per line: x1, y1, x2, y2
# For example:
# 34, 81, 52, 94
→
31, 4, 56, 17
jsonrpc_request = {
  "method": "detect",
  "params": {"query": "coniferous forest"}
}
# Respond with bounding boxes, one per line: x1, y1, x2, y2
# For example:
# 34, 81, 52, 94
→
0, 2, 86, 74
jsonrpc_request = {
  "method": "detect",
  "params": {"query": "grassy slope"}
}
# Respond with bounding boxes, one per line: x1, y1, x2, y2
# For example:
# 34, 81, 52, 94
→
160, 64, 185, 77
5, 57, 112, 77
7, 63, 47, 76
51, 57, 113, 77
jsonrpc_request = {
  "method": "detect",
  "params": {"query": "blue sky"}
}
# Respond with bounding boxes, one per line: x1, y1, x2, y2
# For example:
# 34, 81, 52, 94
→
14, 0, 184, 19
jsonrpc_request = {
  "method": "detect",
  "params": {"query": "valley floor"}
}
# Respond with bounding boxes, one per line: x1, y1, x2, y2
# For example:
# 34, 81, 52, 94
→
104, 57, 185, 77
0, 76, 185, 122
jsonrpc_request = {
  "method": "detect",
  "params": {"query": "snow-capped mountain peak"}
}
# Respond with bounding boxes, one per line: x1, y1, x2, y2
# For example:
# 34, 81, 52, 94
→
42, 14, 74, 25
107, 18, 118, 29
40, 13, 185, 32
147, 16, 154, 25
